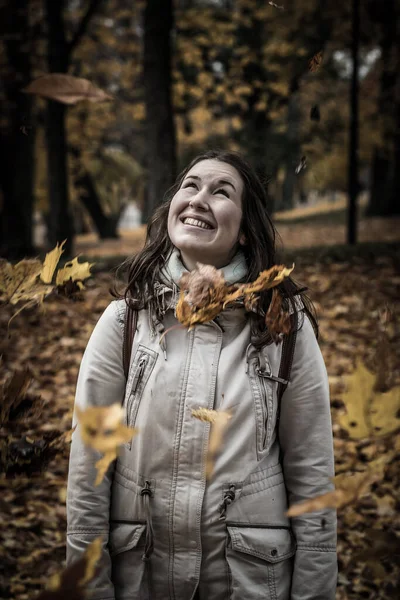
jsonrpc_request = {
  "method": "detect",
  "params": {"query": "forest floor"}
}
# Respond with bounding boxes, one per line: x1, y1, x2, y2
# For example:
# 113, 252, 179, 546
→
1, 210, 400, 599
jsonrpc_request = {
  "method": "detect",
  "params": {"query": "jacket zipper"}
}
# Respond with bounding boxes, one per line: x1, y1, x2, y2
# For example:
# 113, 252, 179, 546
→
127, 354, 149, 428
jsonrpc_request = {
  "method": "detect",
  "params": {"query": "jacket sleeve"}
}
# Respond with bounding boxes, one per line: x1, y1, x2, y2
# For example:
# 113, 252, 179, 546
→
67, 301, 126, 600
279, 313, 337, 600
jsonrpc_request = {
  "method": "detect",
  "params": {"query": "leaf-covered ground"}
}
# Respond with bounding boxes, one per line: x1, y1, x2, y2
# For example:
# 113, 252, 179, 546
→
1, 249, 399, 599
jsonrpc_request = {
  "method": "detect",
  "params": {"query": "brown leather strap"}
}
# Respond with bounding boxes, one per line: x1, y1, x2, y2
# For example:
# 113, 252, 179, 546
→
277, 311, 299, 405
123, 306, 138, 380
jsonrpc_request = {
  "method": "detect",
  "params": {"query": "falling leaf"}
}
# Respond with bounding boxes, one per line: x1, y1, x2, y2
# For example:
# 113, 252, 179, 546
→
268, 1, 285, 9
192, 408, 231, 479
295, 156, 307, 174
23, 74, 113, 105
339, 361, 400, 439
56, 257, 93, 287
0, 258, 42, 304
309, 51, 323, 72
41, 240, 66, 284
265, 288, 291, 341
36, 536, 102, 600
180, 264, 226, 308
176, 263, 294, 329
0, 369, 33, 426
310, 104, 320, 121
79, 536, 102, 586
94, 451, 117, 486
75, 404, 136, 453
76, 404, 137, 484
286, 469, 381, 517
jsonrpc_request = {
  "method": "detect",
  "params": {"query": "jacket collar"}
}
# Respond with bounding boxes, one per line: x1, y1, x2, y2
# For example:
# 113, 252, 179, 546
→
159, 247, 248, 292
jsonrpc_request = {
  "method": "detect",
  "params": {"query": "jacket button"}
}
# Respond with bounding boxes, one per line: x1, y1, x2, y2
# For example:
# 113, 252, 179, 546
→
271, 548, 278, 557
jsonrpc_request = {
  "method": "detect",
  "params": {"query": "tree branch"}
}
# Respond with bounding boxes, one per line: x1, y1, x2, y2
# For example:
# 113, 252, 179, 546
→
67, 0, 104, 58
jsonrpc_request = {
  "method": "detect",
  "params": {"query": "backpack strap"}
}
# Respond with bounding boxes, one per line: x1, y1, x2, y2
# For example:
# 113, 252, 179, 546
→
123, 305, 138, 380
276, 310, 299, 407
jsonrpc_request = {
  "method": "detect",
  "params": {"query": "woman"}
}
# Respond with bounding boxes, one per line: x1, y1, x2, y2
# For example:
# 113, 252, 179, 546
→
67, 150, 337, 599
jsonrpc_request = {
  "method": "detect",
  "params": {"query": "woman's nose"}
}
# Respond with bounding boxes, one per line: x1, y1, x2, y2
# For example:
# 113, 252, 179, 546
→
189, 188, 209, 210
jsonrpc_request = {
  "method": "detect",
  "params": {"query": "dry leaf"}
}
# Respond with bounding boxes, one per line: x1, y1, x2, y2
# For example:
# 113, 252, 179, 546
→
75, 404, 136, 453
0, 369, 33, 426
56, 257, 93, 287
0, 259, 42, 304
192, 408, 231, 479
339, 361, 400, 439
265, 288, 291, 341
286, 469, 381, 517
177, 263, 294, 329
295, 156, 307, 174
94, 451, 117, 486
36, 536, 103, 600
41, 240, 66, 284
268, 1, 284, 9
79, 536, 102, 586
309, 51, 323, 72
23, 74, 113, 105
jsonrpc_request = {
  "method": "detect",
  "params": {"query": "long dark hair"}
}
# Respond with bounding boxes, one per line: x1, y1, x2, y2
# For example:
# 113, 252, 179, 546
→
114, 150, 317, 345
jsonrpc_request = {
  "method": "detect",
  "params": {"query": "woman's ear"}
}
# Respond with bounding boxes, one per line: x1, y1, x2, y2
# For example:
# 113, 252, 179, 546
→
239, 232, 247, 246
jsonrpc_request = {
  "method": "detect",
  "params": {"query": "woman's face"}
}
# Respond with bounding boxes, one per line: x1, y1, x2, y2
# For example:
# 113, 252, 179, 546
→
167, 159, 244, 270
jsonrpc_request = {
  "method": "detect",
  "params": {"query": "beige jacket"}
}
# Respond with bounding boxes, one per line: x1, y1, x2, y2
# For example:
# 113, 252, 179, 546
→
67, 250, 337, 599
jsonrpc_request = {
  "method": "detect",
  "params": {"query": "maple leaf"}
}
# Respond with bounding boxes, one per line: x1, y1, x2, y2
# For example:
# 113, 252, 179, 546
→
339, 361, 400, 439
75, 404, 137, 484
176, 263, 294, 330
36, 536, 102, 600
0, 258, 43, 304
309, 51, 323, 72
286, 467, 383, 517
192, 408, 231, 479
23, 74, 113, 105
40, 240, 66, 284
55, 257, 93, 287
265, 288, 291, 342
0, 368, 43, 427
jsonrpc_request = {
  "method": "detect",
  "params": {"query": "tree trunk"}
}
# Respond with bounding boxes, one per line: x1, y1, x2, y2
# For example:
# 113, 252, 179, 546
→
281, 91, 301, 211
45, 0, 74, 254
0, 0, 35, 259
347, 0, 359, 244
143, 0, 177, 223
367, 0, 399, 216
76, 171, 119, 239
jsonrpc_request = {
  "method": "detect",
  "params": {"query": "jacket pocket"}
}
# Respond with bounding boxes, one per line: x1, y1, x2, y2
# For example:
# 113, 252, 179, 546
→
124, 345, 158, 449
109, 522, 147, 597
226, 525, 296, 600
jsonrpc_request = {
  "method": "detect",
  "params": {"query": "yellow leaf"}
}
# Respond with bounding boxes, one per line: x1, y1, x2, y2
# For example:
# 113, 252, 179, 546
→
192, 408, 231, 479
286, 469, 381, 517
0, 259, 42, 303
40, 240, 66, 283
55, 256, 93, 286
76, 404, 137, 453
95, 450, 117, 486
23, 74, 113, 105
79, 536, 103, 586
339, 361, 400, 438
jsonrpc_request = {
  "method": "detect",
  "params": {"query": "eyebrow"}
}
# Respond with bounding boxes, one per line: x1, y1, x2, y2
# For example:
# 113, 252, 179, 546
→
185, 174, 237, 192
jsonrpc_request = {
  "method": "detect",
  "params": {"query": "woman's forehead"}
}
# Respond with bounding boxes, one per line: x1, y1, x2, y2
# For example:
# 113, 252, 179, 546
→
185, 159, 243, 187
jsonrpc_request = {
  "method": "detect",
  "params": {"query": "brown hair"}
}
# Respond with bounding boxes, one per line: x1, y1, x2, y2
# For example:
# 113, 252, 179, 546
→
114, 150, 317, 346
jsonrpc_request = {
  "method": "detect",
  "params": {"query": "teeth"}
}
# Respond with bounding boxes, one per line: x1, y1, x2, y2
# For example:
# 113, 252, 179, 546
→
183, 217, 211, 230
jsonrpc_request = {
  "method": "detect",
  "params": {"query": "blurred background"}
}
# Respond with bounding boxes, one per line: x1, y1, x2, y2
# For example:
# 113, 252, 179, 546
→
1, 0, 399, 261
0, 2, 400, 600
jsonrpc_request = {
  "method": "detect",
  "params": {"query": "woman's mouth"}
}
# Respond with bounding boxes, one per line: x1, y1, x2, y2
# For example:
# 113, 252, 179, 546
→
182, 217, 213, 230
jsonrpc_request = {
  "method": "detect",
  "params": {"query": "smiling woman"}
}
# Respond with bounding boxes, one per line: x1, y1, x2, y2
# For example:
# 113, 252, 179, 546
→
167, 159, 244, 270
67, 150, 337, 600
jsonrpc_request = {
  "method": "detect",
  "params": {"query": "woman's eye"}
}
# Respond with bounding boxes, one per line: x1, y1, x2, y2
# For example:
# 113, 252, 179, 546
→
183, 182, 197, 189
215, 188, 229, 198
